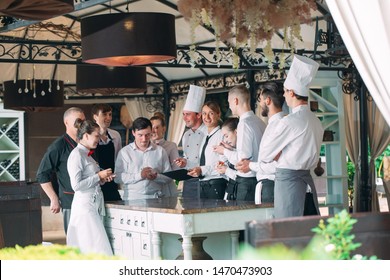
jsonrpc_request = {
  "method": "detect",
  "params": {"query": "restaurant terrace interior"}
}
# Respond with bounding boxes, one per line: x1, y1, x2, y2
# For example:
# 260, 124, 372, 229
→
0, 0, 389, 260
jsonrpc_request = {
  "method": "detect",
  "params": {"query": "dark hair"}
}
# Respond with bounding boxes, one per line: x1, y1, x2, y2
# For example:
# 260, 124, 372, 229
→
74, 119, 99, 140
91, 103, 112, 119
222, 117, 239, 132
150, 112, 166, 127
132, 117, 152, 132
294, 94, 309, 101
259, 82, 285, 109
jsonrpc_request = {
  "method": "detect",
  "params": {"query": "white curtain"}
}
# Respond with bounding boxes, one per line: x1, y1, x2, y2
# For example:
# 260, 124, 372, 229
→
124, 97, 156, 120
326, 0, 390, 126
167, 95, 186, 144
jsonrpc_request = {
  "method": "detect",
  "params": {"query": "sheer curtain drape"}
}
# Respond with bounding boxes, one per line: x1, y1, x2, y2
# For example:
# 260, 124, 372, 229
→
326, 0, 390, 126
124, 97, 155, 121
167, 96, 186, 144
343, 94, 360, 212
367, 100, 390, 211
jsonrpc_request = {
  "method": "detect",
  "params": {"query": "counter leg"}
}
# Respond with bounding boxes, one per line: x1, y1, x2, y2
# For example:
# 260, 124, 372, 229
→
151, 230, 162, 260
182, 235, 193, 260
230, 231, 240, 259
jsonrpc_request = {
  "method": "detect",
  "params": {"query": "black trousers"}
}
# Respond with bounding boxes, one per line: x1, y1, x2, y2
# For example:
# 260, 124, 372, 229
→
258, 179, 275, 203
235, 176, 257, 201
200, 178, 227, 199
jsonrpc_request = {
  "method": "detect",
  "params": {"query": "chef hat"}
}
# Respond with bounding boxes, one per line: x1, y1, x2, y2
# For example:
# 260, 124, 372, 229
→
283, 54, 319, 97
183, 85, 206, 113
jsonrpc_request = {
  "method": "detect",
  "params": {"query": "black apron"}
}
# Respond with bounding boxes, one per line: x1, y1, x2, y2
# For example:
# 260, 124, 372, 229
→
94, 133, 122, 201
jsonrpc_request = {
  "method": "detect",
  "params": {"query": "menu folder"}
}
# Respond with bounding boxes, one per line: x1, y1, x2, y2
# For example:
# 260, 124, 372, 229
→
162, 169, 193, 181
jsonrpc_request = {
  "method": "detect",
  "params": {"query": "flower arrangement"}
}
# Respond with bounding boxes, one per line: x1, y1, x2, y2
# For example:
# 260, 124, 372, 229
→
178, 0, 317, 69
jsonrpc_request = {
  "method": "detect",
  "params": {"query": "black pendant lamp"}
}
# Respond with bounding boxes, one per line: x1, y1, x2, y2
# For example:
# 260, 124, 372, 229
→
76, 65, 147, 94
3, 80, 64, 112
81, 12, 177, 66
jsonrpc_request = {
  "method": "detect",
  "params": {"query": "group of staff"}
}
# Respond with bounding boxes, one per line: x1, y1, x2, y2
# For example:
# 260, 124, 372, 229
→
36, 55, 324, 256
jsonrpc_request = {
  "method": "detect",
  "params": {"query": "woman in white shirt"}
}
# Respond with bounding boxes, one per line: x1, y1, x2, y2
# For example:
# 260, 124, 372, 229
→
66, 119, 115, 256
188, 101, 226, 199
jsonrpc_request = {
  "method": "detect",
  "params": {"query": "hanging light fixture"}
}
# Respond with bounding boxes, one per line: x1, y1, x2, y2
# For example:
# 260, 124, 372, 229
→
81, 12, 177, 66
76, 64, 147, 95
0, 0, 74, 20
3, 79, 64, 112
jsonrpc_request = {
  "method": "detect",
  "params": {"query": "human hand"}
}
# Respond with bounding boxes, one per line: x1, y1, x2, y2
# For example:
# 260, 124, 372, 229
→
213, 144, 225, 155
187, 167, 202, 177
174, 157, 187, 168
50, 197, 61, 214
236, 159, 250, 173
274, 151, 282, 161
98, 168, 115, 182
216, 161, 227, 174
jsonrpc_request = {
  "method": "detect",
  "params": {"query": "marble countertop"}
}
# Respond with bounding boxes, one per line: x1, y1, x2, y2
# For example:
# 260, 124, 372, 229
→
105, 197, 273, 214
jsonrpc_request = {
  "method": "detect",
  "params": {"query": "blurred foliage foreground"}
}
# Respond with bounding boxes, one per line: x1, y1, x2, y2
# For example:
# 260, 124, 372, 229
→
238, 210, 378, 260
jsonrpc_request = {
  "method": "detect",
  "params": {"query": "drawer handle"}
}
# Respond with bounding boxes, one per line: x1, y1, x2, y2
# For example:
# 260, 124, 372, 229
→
126, 232, 132, 237
127, 219, 131, 225
141, 221, 145, 227
120, 218, 124, 224
134, 220, 139, 226
143, 243, 147, 250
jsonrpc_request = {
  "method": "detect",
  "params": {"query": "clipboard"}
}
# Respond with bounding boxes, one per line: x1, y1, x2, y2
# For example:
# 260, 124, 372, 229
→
162, 169, 194, 181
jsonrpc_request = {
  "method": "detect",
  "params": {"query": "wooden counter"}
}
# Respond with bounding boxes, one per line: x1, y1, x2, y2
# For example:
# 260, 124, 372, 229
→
105, 198, 274, 260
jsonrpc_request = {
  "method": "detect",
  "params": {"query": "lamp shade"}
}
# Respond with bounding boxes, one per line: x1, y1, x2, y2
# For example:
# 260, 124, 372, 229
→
3, 80, 64, 112
0, 0, 74, 20
81, 12, 177, 66
76, 65, 147, 94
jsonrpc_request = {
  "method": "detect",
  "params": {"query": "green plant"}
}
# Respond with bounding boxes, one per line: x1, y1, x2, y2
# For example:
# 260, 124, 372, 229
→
238, 210, 377, 260
0, 244, 122, 260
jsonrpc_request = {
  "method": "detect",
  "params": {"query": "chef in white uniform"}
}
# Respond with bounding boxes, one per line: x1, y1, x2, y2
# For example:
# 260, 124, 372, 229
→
174, 85, 207, 198
260, 55, 324, 218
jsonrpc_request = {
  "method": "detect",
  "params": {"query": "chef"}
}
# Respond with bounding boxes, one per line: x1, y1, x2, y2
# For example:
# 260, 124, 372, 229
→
174, 85, 207, 198
260, 55, 324, 218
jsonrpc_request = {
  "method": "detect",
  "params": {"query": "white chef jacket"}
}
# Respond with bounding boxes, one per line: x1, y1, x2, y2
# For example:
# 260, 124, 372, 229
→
114, 142, 172, 200
249, 111, 284, 181
261, 105, 324, 170
182, 123, 207, 169
224, 111, 266, 178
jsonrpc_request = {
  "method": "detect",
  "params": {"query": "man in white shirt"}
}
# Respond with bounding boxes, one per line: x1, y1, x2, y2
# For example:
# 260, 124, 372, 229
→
215, 84, 266, 201
260, 55, 324, 218
174, 85, 207, 198
236, 82, 285, 204
114, 117, 172, 200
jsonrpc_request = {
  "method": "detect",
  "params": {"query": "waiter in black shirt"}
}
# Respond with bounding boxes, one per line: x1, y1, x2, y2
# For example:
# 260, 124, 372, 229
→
36, 107, 85, 234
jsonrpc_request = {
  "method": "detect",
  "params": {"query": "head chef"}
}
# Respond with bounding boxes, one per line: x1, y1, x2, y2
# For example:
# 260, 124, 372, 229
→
182, 85, 206, 130
283, 54, 319, 107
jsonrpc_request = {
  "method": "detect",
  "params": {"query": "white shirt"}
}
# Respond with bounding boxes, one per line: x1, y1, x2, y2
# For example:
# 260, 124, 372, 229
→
249, 111, 284, 181
114, 142, 172, 199
182, 123, 207, 169
261, 105, 324, 170
153, 138, 180, 170
224, 111, 266, 177
67, 143, 101, 193
98, 128, 122, 159
198, 126, 225, 181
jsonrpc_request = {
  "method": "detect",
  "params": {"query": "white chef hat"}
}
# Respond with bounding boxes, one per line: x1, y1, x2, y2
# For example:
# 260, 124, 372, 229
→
183, 85, 206, 113
283, 54, 319, 97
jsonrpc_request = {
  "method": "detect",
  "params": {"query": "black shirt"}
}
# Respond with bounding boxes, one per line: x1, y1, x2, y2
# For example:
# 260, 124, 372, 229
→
36, 134, 77, 209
